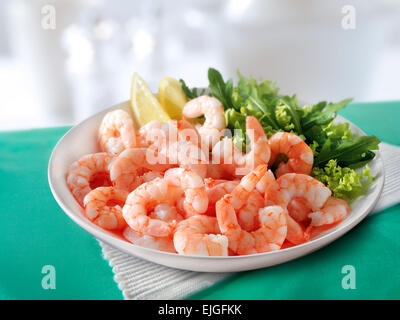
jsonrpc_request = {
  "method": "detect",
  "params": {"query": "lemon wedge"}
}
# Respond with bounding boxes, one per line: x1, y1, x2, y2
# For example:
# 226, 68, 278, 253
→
130, 72, 170, 126
158, 77, 188, 120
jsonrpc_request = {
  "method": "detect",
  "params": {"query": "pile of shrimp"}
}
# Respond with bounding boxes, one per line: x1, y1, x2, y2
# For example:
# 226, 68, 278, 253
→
66, 96, 350, 256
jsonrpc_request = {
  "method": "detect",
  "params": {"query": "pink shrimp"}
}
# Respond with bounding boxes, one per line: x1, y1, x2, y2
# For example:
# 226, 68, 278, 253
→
98, 109, 137, 156
66, 152, 114, 205
266, 173, 332, 211
136, 171, 164, 186
123, 203, 182, 253
122, 178, 181, 237
236, 191, 265, 232
214, 165, 286, 254
206, 163, 234, 180
287, 198, 312, 222
309, 196, 350, 226
138, 121, 170, 148
265, 173, 332, 244
255, 169, 276, 195
212, 116, 271, 177
109, 147, 174, 192
123, 227, 176, 253
268, 132, 313, 177
83, 187, 128, 230
149, 203, 183, 223
143, 120, 208, 178
164, 168, 208, 217
182, 96, 226, 151
161, 140, 208, 178
205, 178, 265, 231
139, 119, 205, 152
205, 179, 238, 215
173, 215, 228, 256
216, 195, 287, 255
229, 164, 268, 209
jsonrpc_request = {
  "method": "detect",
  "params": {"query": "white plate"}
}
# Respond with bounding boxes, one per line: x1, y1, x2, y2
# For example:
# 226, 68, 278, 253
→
48, 101, 384, 272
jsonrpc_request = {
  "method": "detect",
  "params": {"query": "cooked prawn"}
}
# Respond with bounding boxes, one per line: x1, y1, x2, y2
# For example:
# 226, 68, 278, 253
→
236, 191, 265, 232
164, 168, 208, 217
220, 165, 269, 231
123, 227, 176, 253
204, 178, 264, 231
136, 171, 164, 185
149, 203, 183, 223
161, 140, 208, 178
170, 119, 205, 151
255, 169, 276, 195
216, 195, 287, 255
182, 95, 226, 151
212, 116, 270, 177
206, 163, 233, 180
98, 109, 137, 156
109, 147, 174, 192
138, 121, 169, 148
144, 120, 208, 178
66, 152, 114, 205
266, 173, 332, 211
173, 215, 228, 256
205, 179, 238, 215
287, 198, 311, 222
309, 196, 350, 226
139, 119, 204, 152
268, 132, 313, 177
122, 178, 181, 237
265, 173, 331, 244
83, 187, 128, 230
230, 164, 268, 209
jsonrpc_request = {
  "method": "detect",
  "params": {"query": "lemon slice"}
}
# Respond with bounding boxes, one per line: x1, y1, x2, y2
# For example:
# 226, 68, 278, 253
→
130, 72, 170, 126
158, 77, 188, 120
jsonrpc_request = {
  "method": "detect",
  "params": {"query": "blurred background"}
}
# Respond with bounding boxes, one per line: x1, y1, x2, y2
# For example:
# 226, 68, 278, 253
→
0, 0, 399, 130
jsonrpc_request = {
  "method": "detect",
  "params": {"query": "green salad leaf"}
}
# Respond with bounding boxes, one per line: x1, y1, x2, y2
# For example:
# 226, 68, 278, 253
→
312, 160, 374, 200
302, 98, 353, 131
179, 79, 205, 99
207, 68, 235, 110
314, 135, 380, 168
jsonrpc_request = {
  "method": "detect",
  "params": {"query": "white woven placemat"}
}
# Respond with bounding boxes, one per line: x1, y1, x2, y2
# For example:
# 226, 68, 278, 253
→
100, 142, 400, 300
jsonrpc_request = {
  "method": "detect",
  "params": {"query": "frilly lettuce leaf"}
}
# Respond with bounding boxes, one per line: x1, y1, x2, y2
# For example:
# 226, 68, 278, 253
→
275, 104, 295, 131
312, 160, 374, 201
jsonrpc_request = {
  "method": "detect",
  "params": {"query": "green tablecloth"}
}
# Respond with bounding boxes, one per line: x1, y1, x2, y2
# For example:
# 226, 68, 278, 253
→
0, 101, 399, 300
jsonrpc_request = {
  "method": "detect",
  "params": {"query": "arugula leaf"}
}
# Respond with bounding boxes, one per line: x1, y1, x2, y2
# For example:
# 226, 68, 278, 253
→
179, 79, 205, 99
324, 98, 354, 114
207, 68, 234, 110
314, 135, 380, 167
311, 101, 327, 113
302, 98, 353, 131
